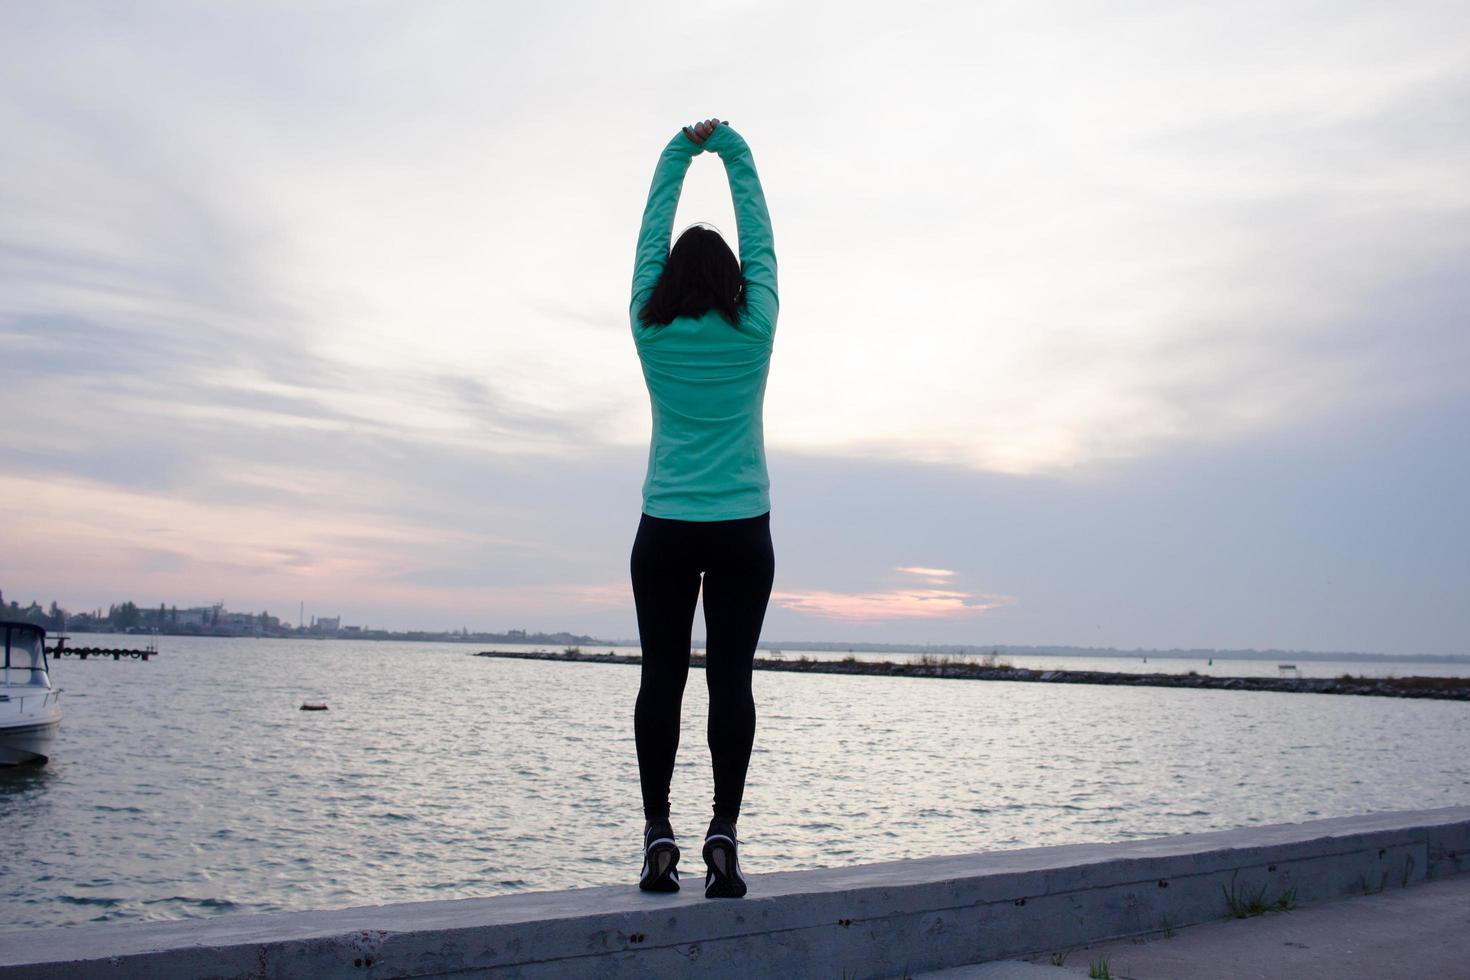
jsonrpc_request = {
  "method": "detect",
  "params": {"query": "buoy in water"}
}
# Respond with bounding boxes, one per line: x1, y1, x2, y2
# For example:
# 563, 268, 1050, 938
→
300, 702, 329, 711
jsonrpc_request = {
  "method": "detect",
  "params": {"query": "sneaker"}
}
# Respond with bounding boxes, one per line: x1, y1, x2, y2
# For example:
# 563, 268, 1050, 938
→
639, 818, 680, 892
702, 815, 747, 898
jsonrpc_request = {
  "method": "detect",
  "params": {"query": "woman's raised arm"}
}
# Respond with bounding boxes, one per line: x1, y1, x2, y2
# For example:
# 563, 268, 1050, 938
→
630, 129, 704, 321
702, 124, 778, 338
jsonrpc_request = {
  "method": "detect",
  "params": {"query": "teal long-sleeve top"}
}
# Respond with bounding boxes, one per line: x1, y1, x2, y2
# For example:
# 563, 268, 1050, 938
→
630, 125, 778, 521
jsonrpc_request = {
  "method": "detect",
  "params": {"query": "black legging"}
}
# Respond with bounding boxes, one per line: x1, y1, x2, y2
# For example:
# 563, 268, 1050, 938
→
631, 511, 775, 823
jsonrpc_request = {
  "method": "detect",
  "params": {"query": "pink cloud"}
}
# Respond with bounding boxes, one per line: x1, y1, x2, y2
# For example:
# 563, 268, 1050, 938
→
894, 566, 955, 578
771, 588, 1015, 622
895, 565, 958, 585
0, 472, 627, 625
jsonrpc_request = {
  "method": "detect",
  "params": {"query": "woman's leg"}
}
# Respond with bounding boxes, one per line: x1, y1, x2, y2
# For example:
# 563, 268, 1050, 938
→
631, 513, 702, 822
699, 512, 775, 821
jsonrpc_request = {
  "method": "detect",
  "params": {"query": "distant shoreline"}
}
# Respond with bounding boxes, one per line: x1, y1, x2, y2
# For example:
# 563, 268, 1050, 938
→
473, 649, 1470, 701
46, 629, 1469, 663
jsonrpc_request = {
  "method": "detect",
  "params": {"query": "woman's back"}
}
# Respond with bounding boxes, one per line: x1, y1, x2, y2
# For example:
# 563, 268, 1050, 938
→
636, 308, 773, 520
630, 124, 778, 521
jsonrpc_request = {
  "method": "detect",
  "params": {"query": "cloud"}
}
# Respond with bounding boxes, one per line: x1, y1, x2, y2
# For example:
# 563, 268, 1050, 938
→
895, 566, 957, 585
7, 0, 1469, 480
771, 588, 1015, 622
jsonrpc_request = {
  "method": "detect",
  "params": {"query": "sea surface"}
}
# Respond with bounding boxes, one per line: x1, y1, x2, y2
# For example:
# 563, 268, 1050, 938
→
3, 634, 1468, 931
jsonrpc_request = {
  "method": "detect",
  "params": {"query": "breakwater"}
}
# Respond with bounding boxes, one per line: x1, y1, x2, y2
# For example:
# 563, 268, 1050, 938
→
5, 806, 1467, 978
473, 649, 1470, 701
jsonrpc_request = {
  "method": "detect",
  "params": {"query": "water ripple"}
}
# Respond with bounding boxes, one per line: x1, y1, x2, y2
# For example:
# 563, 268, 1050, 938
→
2, 635, 1468, 931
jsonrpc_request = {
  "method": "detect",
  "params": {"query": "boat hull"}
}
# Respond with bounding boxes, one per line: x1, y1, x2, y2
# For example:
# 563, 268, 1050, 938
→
0, 689, 62, 766
0, 719, 60, 766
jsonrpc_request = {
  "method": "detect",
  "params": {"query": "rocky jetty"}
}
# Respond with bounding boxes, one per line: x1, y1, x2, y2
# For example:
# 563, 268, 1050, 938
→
474, 649, 1470, 701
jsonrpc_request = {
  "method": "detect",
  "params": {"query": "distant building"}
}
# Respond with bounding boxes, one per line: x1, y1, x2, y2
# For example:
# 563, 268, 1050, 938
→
175, 606, 214, 627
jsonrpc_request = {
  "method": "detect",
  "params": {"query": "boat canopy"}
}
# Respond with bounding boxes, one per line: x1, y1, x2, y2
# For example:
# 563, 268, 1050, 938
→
1, 622, 50, 687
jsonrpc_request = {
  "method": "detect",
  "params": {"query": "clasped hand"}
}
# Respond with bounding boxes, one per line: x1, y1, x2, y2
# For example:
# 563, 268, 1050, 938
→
683, 118, 728, 146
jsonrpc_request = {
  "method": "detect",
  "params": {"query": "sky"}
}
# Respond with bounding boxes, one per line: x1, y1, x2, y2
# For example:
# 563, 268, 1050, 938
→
2, 2, 1467, 654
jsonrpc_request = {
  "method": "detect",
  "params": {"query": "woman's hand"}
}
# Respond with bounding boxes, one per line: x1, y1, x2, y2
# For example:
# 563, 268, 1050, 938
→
683, 118, 727, 146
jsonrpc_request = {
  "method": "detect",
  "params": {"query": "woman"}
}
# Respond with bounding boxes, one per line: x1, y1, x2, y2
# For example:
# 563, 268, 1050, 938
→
629, 117, 778, 899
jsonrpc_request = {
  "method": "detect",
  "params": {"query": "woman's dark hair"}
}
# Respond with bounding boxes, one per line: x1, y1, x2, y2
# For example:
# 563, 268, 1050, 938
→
637, 225, 747, 328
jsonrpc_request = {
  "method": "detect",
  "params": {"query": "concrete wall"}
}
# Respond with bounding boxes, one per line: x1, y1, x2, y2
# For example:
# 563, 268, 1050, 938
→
3, 806, 1467, 980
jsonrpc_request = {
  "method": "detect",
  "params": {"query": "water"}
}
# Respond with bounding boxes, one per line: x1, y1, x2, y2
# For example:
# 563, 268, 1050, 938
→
3, 635, 1468, 931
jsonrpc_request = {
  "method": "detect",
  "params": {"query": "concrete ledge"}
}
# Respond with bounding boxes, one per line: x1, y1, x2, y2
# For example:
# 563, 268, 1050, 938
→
3, 806, 1467, 979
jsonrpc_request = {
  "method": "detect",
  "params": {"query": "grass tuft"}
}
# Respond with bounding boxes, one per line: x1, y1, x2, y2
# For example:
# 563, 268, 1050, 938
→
1223, 869, 1298, 917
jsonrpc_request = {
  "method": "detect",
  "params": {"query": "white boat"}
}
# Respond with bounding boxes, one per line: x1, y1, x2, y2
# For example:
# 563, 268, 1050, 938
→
1, 621, 62, 766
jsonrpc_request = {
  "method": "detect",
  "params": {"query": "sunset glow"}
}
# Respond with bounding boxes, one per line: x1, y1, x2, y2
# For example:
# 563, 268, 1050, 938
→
2, 2, 1466, 650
